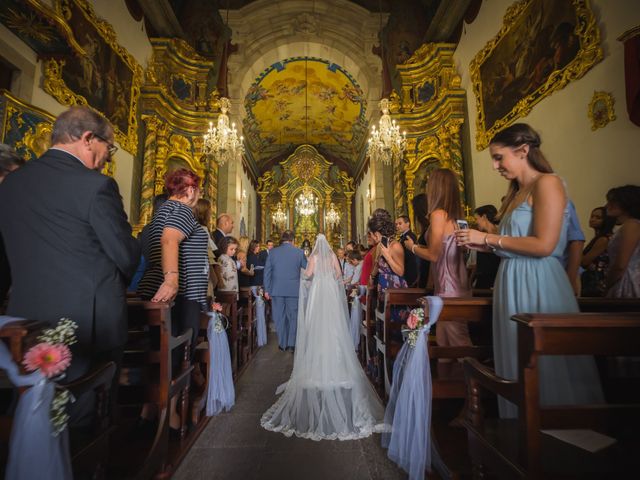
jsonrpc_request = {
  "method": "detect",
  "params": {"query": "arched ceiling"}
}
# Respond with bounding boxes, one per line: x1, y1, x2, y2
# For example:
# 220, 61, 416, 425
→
243, 57, 367, 167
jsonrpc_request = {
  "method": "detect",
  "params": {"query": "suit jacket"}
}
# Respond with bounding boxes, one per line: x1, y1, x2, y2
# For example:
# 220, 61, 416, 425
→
264, 242, 307, 297
212, 229, 226, 258
0, 149, 140, 352
400, 229, 418, 287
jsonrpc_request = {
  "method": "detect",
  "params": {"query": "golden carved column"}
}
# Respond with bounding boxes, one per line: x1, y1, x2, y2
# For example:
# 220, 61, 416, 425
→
392, 158, 406, 217
154, 121, 169, 195
324, 194, 332, 236
138, 115, 160, 227
259, 192, 268, 242
406, 172, 416, 226
345, 192, 353, 242
206, 159, 219, 218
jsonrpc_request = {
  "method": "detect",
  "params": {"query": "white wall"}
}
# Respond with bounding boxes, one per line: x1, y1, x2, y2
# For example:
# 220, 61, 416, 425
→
0, 1, 153, 218
455, 0, 640, 231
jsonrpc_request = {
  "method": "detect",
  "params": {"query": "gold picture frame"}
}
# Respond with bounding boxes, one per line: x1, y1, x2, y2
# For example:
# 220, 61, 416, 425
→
470, 0, 603, 150
588, 91, 616, 130
42, 0, 143, 155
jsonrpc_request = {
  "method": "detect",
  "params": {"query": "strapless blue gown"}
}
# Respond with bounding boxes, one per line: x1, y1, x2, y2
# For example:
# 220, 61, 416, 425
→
493, 200, 604, 418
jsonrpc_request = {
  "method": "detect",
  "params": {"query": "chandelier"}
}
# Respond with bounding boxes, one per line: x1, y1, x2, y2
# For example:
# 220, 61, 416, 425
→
324, 203, 341, 230
271, 202, 287, 229
202, 97, 244, 166
367, 98, 407, 165
295, 185, 318, 217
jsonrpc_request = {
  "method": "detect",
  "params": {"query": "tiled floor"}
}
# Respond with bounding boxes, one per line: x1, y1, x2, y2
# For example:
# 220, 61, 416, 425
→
174, 335, 407, 480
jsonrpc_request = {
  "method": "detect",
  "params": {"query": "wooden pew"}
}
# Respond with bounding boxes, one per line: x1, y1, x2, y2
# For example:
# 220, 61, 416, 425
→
424, 297, 494, 399
68, 361, 117, 480
579, 297, 640, 313
375, 288, 426, 398
238, 287, 255, 365
117, 299, 193, 480
214, 291, 242, 378
0, 318, 47, 364
464, 312, 640, 478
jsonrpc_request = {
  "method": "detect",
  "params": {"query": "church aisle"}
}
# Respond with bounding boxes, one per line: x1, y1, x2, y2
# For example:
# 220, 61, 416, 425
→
174, 334, 407, 480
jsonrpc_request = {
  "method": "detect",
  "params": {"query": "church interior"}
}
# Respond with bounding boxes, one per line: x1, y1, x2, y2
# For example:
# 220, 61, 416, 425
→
0, 0, 639, 479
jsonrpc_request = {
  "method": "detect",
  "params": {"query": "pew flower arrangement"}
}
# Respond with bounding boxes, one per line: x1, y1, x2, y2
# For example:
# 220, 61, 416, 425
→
404, 307, 425, 348
22, 318, 78, 435
211, 302, 226, 333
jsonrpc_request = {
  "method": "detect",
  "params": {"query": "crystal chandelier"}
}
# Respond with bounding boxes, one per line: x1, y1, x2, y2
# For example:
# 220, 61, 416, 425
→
202, 97, 244, 166
271, 202, 287, 229
295, 185, 318, 217
367, 98, 406, 165
324, 202, 341, 230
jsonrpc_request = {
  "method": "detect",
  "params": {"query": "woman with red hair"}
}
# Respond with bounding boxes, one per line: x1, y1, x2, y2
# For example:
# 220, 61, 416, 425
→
138, 168, 209, 431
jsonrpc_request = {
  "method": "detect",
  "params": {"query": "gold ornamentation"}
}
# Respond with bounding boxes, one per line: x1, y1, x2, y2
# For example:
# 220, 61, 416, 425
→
16, 122, 53, 160
42, 0, 144, 155
470, 0, 603, 150
588, 91, 616, 130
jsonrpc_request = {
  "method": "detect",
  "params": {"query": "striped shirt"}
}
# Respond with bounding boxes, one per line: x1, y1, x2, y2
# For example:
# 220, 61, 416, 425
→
138, 200, 209, 310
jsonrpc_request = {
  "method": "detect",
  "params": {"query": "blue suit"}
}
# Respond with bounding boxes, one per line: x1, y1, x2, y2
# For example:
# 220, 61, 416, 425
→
264, 242, 307, 348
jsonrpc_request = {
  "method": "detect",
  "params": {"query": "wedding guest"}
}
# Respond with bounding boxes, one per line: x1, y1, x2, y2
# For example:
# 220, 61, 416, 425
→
396, 215, 418, 286
368, 210, 406, 318
562, 200, 585, 295
605, 185, 640, 298
581, 206, 615, 297
213, 213, 234, 256
194, 198, 219, 294
0, 144, 25, 308
359, 231, 376, 288
266, 239, 275, 252
237, 235, 254, 288
247, 239, 266, 287
337, 247, 347, 274
404, 168, 472, 349
471, 205, 501, 289
137, 167, 209, 431
345, 241, 356, 253
218, 236, 239, 292
411, 193, 430, 288
346, 250, 363, 285
455, 123, 603, 418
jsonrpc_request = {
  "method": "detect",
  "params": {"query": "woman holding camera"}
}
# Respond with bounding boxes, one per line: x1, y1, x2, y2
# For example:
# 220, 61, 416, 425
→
404, 168, 471, 348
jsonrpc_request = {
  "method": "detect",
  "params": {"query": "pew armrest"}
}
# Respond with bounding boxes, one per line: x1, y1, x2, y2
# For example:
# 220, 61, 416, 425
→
464, 357, 518, 405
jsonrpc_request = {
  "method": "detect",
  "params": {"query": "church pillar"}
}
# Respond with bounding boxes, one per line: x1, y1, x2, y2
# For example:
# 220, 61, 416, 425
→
259, 192, 268, 242
153, 121, 169, 196
345, 193, 353, 242
138, 115, 160, 227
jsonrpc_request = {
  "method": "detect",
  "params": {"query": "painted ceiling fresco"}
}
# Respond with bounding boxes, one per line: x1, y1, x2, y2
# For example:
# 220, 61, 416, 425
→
243, 57, 368, 167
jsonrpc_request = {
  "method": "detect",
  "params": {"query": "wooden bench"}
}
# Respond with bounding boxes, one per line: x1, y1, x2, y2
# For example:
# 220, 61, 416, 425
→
238, 287, 255, 366
117, 299, 193, 480
0, 318, 47, 364
375, 288, 426, 398
424, 297, 494, 399
464, 312, 640, 479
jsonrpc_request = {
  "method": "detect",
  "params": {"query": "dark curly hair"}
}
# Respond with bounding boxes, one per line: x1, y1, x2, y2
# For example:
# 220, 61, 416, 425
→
607, 185, 640, 220
367, 209, 395, 237
217, 236, 238, 256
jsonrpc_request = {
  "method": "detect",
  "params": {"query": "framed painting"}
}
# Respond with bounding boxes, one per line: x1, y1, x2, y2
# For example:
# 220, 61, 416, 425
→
470, 0, 602, 150
43, 0, 143, 154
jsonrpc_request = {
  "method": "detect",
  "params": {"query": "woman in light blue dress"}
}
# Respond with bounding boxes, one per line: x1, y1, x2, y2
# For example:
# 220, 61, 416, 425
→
456, 123, 603, 418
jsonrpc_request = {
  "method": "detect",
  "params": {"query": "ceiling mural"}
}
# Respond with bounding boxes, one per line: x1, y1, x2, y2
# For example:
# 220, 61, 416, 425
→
243, 57, 368, 168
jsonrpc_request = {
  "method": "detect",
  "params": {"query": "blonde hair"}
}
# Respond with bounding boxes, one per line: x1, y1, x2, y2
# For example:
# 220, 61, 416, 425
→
238, 235, 250, 255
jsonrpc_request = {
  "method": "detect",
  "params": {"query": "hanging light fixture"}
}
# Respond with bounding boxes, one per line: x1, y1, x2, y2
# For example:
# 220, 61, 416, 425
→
295, 184, 318, 217
367, 1, 407, 165
324, 202, 341, 230
271, 202, 287, 229
201, 1, 244, 166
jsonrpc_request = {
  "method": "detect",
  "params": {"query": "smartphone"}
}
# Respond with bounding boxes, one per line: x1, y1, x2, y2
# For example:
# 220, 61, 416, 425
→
380, 236, 389, 248
456, 219, 469, 230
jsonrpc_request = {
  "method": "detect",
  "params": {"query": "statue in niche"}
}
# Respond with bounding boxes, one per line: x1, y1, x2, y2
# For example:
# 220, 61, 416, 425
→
301, 237, 312, 257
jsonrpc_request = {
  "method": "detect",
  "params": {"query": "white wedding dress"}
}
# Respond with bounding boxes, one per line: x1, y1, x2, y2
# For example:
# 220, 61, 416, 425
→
260, 235, 387, 441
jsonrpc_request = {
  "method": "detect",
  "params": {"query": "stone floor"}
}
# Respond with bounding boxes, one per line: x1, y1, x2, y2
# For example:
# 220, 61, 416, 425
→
174, 335, 407, 480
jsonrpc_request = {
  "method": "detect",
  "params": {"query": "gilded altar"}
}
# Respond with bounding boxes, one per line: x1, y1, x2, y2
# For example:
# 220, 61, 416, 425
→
386, 43, 468, 223
257, 145, 354, 248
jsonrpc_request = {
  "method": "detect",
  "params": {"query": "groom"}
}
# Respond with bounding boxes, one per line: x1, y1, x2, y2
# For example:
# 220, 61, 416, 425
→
264, 230, 307, 352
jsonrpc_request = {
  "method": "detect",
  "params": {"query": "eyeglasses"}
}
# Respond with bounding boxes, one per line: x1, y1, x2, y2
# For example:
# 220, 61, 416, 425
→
92, 133, 118, 156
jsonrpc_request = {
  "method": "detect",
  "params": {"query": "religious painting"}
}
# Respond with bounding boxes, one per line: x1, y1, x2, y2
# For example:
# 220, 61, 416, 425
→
244, 57, 367, 165
0, 90, 114, 176
588, 91, 616, 130
470, 0, 602, 150
43, 0, 143, 154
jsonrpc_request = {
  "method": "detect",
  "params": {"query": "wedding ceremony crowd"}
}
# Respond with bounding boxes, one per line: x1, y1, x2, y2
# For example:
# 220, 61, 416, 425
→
0, 107, 639, 479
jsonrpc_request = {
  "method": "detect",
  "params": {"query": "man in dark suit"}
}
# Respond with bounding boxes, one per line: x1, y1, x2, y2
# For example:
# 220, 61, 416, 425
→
0, 107, 139, 385
0, 144, 25, 309
213, 213, 234, 251
263, 230, 307, 351
396, 215, 418, 287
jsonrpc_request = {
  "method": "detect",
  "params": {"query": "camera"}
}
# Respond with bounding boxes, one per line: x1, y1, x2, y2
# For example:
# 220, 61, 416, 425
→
380, 236, 390, 248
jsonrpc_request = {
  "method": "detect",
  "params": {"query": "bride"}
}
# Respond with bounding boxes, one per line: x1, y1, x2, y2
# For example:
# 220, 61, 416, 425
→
260, 234, 386, 440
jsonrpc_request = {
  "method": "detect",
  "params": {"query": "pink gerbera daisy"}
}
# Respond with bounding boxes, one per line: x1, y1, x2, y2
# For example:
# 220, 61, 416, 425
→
23, 343, 72, 378
407, 314, 419, 330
